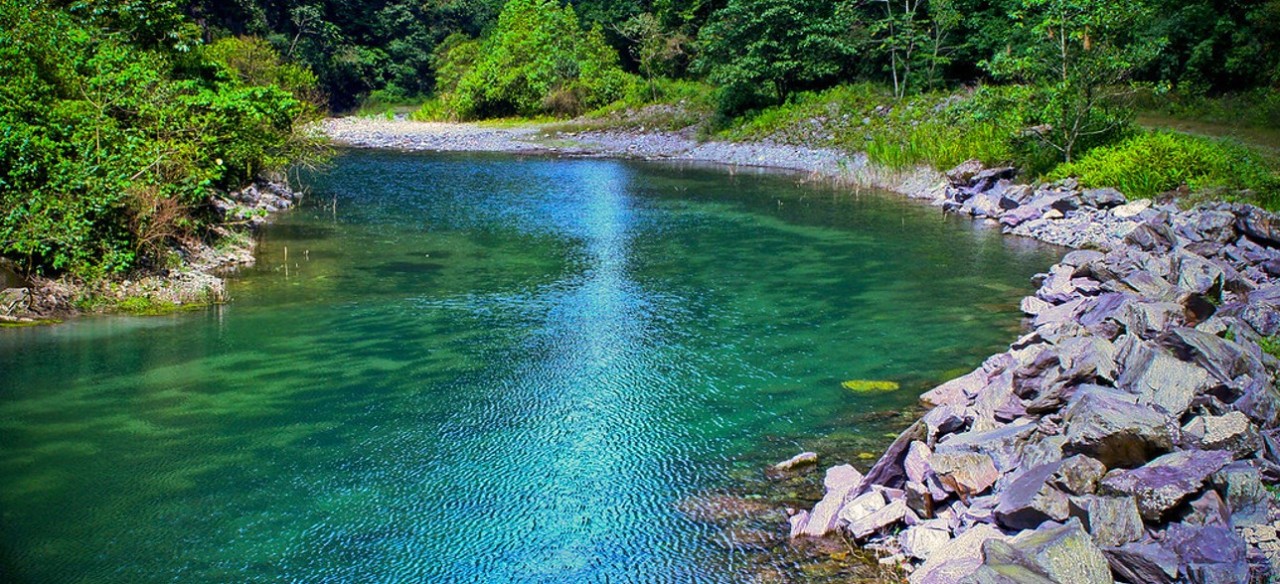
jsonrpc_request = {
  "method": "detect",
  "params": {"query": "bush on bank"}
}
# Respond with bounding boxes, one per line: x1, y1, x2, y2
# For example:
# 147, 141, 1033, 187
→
0, 1, 324, 279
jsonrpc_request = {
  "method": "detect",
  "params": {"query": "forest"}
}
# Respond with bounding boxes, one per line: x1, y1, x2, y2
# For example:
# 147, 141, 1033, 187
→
2, 0, 1280, 278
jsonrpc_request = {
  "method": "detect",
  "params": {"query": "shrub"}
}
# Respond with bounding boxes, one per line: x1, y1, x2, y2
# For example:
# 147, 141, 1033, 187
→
1049, 131, 1280, 206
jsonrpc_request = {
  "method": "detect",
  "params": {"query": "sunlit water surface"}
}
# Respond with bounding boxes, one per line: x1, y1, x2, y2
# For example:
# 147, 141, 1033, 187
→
0, 151, 1060, 583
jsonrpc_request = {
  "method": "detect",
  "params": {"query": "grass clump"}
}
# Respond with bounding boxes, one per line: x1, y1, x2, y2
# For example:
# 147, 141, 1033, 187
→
1050, 131, 1280, 208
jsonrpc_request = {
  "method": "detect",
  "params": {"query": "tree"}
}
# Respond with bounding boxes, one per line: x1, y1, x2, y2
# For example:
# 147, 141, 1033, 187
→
616, 12, 690, 99
696, 0, 857, 114
452, 0, 629, 118
983, 0, 1161, 162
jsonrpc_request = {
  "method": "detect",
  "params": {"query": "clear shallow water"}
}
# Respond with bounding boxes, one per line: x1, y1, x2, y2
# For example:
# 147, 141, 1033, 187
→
0, 151, 1060, 583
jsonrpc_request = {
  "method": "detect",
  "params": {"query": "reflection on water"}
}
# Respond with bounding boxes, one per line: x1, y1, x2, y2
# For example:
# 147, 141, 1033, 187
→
0, 151, 1061, 583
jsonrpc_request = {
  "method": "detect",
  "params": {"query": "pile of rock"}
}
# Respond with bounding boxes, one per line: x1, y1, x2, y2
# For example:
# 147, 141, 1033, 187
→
934, 159, 1168, 251
792, 164, 1280, 583
211, 180, 300, 229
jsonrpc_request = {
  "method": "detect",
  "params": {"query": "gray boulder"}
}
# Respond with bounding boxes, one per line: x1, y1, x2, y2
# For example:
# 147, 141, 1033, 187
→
1082, 187, 1127, 209
1062, 385, 1177, 468
910, 524, 1009, 584
1100, 449, 1233, 521
1236, 206, 1280, 248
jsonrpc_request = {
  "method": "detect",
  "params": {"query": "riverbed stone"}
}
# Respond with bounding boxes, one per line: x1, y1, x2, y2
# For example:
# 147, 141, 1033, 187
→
1100, 449, 1233, 521
771, 451, 819, 473
993, 461, 1069, 530
906, 441, 933, 484
1062, 385, 1177, 468
794, 464, 864, 538
837, 491, 886, 527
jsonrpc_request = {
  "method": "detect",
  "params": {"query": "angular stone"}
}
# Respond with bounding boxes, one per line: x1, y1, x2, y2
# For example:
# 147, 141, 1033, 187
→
837, 490, 886, 526
1100, 449, 1233, 521
923, 404, 968, 444
909, 524, 1009, 584
901, 525, 952, 561
1082, 187, 1127, 209
1057, 335, 1119, 383
929, 452, 1000, 501
996, 517, 1115, 584
1062, 385, 1177, 468
795, 464, 865, 537
1116, 340, 1214, 416
1000, 204, 1043, 228
1181, 488, 1230, 526
1164, 523, 1249, 583
922, 369, 986, 408
848, 499, 912, 539
1103, 542, 1180, 584
1182, 412, 1261, 458
1112, 199, 1151, 219
1053, 455, 1107, 495
1237, 206, 1280, 248
1115, 301, 1185, 338
1166, 327, 1266, 383
1176, 252, 1226, 297
1069, 495, 1144, 547
856, 419, 926, 494
994, 462, 1070, 530
906, 441, 933, 484
936, 420, 1038, 474
1212, 461, 1269, 527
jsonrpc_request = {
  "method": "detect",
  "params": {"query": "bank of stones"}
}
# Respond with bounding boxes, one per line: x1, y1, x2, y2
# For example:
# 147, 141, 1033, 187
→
790, 161, 1280, 583
0, 180, 298, 323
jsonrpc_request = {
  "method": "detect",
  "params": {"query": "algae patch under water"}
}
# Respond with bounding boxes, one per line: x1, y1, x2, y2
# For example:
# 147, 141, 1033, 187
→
0, 150, 1060, 583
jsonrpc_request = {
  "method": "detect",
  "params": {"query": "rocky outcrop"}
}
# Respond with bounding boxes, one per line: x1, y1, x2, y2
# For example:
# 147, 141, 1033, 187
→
796, 162, 1280, 583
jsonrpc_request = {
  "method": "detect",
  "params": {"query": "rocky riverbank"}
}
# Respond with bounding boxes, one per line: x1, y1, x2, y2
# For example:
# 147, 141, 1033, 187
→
789, 165, 1280, 583
324, 117, 1280, 582
0, 180, 299, 324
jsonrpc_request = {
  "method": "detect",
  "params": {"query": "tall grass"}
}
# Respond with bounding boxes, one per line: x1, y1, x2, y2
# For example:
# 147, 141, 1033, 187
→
1050, 131, 1280, 208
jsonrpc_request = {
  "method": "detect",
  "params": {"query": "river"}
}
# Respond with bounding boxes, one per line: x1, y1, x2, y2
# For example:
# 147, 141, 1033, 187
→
0, 150, 1060, 583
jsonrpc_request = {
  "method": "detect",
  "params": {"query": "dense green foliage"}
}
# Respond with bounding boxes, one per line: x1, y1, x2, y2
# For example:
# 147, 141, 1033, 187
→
1050, 131, 1280, 205
448, 0, 630, 118
0, 1, 322, 277
694, 0, 856, 114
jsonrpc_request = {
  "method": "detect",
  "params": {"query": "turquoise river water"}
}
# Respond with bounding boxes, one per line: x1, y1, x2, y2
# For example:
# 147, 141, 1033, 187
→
0, 151, 1060, 583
